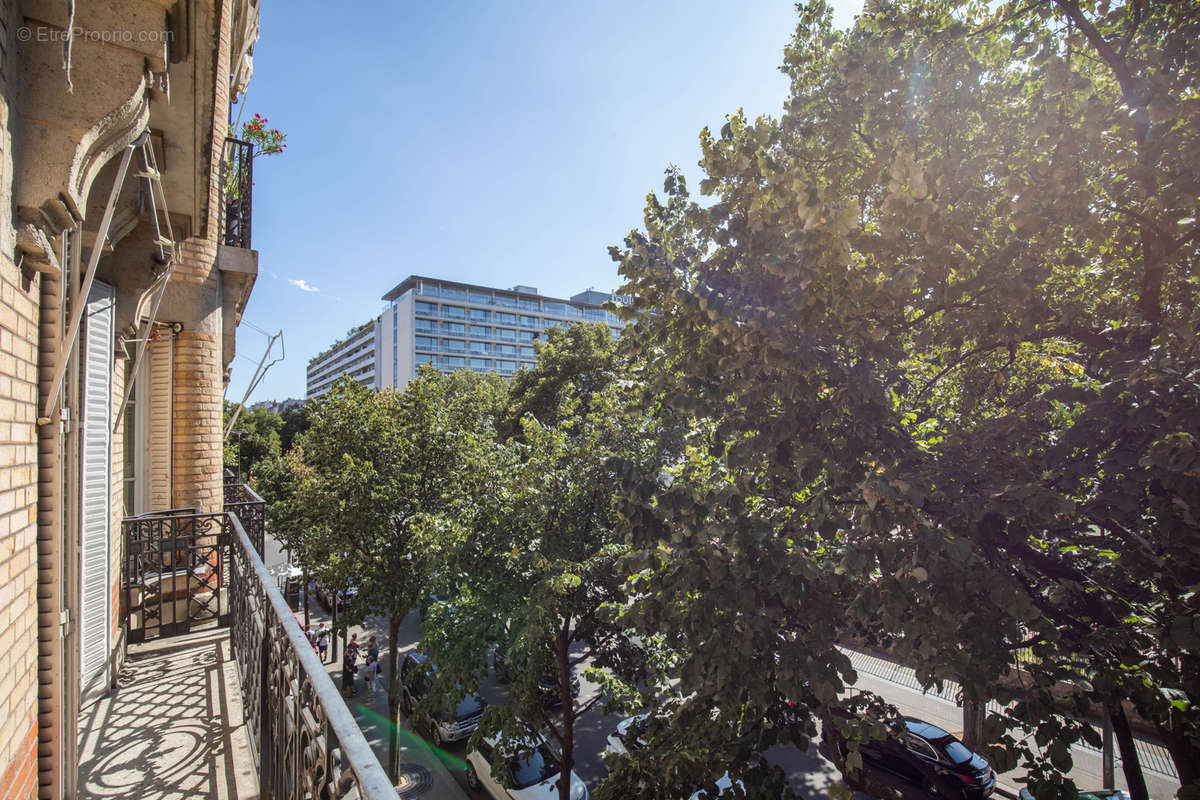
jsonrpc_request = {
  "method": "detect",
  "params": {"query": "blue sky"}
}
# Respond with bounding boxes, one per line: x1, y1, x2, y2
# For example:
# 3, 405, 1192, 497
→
229, 0, 862, 403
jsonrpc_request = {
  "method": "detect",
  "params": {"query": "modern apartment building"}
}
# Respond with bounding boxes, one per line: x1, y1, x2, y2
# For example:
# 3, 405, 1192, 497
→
379, 275, 623, 389
305, 276, 624, 398
305, 316, 381, 398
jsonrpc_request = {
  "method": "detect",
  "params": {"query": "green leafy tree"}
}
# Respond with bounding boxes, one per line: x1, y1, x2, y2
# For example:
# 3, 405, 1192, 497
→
277, 402, 309, 454
423, 325, 671, 800
223, 402, 282, 478
261, 371, 500, 776
608, 2, 1200, 798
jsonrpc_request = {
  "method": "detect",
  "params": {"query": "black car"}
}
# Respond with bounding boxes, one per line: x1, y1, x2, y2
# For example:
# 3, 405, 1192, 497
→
830, 716, 996, 799
400, 653, 487, 746
492, 648, 581, 708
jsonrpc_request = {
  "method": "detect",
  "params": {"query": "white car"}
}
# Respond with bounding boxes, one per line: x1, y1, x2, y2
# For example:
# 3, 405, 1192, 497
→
466, 733, 589, 800
689, 773, 738, 800
605, 714, 649, 755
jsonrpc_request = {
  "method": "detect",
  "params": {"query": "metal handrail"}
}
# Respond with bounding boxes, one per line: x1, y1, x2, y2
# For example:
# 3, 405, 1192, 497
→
227, 513, 400, 799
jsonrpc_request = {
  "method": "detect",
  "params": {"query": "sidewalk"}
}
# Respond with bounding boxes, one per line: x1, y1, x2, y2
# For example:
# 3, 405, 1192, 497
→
297, 599, 470, 800
842, 648, 1181, 800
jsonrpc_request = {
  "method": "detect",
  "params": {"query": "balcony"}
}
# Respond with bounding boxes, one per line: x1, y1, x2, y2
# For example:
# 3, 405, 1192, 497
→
222, 138, 253, 249
79, 486, 400, 800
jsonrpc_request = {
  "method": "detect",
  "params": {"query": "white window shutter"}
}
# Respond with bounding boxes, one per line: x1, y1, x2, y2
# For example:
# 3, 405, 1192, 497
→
80, 281, 114, 693
147, 337, 173, 509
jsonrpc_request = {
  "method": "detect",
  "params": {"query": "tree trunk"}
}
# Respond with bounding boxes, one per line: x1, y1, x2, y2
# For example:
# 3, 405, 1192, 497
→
1107, 701, 1149, 800
387, 613, 402, 781
303, 570, 310, 629
962, 699, 985, 750
1155, 721, 1200, 793
331, 592, 339, 662
557, 632, 574, 800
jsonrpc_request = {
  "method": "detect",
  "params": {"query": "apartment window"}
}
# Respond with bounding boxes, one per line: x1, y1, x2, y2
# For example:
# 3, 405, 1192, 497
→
441, 286, 468, 300
495, 343, 517, 356
443, 339, 466, 352
497, 360, 518, 371
469, 358, 490, 370
469, 325, 489, 338
442, 322, 466, 335
519, 315, 538, 328
415, 300, 437, 315
543, 302, 566, 315
415, 354, 433, 366
520, 346, 535, 358
415, 319, 436, 333
469, 291, 492, 305
442, 356, 466, 369
469, 341, 488, 354
496, 328, 516, 342
518, 331, 535, 342
495, 295, 517, 308
518, 299, 539, 311
469, 308, 489, 321
443, 305, 466, 319
495, 312, 517, 325
415, 336, 436, 350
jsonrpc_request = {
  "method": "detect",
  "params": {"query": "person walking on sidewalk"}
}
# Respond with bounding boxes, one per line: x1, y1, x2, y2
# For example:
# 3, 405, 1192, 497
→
316, 625, 329, 663
342, 638, 358, 697
365, 655, 380, 701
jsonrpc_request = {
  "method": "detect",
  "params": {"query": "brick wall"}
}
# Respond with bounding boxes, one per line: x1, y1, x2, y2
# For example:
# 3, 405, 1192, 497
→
0, 260, 43, 800
173, 330, 222, 512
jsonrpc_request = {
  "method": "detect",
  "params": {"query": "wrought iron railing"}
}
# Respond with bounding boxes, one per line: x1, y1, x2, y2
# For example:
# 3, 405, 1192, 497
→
123, 511, 231, 643
223, 137, 253, 248
227, 513, 400, 800
224, 479, 265, 556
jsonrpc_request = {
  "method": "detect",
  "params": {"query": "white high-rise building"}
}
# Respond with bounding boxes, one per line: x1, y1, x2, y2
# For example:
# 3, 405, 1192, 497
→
304, 276, 625, 398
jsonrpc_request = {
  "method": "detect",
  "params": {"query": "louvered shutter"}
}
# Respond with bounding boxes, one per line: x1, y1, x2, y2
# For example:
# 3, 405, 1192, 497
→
146, 338, 173, 509
80, 281, 114, 693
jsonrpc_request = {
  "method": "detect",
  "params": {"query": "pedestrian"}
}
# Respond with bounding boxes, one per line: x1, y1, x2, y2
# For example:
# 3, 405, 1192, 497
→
317, 625, 329, 663
365, 655, 380, 701
367, 635, 379, 664
305, 624, 316, 651
342, 641, 358, 697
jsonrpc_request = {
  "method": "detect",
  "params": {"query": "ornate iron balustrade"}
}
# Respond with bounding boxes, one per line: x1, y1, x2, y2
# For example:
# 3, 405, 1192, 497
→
227, 513, 400, 800
123, 511, 231, 643
224, 479, 265, 557
223, 137, 253, 248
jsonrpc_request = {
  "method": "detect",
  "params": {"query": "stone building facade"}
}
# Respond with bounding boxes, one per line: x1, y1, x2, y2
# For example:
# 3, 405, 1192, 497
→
0, 1, 261, 798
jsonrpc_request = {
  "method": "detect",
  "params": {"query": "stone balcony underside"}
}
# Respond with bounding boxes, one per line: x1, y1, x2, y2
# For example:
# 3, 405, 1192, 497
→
78, 628, 257, 800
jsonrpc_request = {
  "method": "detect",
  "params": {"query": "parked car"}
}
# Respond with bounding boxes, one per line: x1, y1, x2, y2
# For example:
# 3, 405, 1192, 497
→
605, 714, 651, 755
1019, 791, 1130, 800
493, 648, 580, 709
827, 716, 996, 799
399, 653, 487, 746
316, 583, 357, 611
466, 733, 589, 800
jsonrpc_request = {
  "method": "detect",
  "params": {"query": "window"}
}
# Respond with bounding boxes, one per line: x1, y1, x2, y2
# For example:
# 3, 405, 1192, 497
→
543, 302, 566, 316
441, 286, 468, 300
469, 291, 492, 305
494, 294, 517, 308
442, 356, 465, 369
496, 328, 516, 341
519, 347, 534, 358
442, 322, 466, 335
518, 299, 540, 311
415, 354, 433, 366
443, 305, 466, 319
518, 331, 535, 342
469, 358, 490, 370
415, 336, 436, 350
469, 341, 488, 354
443, 339, 466, 352
469, 308, 489, 321
497, 360, 518, 371
495, 312, 517, 325
519, 315, 538, 328
415, 319, 436, 333
469, 325, 489, 338
415, 301, 437, 315
495, 344, 517, 355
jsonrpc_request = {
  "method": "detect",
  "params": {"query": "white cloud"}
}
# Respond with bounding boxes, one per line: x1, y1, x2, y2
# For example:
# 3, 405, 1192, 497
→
288, 278, 319, 293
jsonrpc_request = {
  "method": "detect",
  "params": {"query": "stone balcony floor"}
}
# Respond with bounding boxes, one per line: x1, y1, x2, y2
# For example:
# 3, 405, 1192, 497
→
78, 627, 258, 800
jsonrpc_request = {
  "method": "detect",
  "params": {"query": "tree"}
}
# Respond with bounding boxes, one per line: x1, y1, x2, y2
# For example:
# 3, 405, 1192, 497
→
277, 402, 309, 454
608, 1, 1200, 798
261, 371, 501, 776
423, 325, 670, 800
223, 402, 282, 478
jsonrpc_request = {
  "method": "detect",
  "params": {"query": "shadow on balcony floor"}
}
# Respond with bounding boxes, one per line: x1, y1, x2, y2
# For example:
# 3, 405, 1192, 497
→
78, 628, 258, 800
